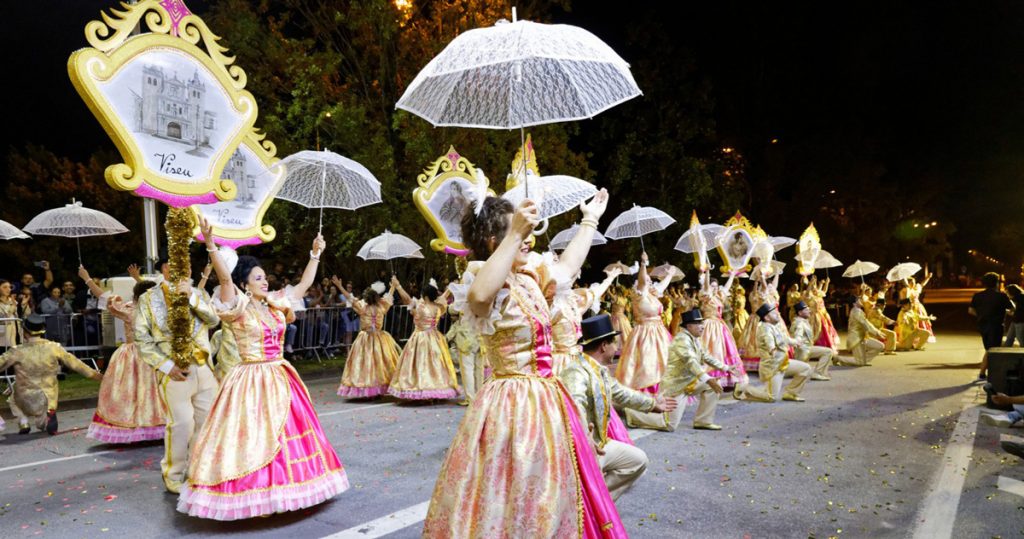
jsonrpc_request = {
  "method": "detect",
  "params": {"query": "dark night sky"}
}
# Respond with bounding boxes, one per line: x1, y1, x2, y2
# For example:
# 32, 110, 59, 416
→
4, 1, 1023, 265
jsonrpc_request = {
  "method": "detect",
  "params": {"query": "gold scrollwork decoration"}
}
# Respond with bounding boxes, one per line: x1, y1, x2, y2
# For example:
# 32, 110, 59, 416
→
85, 0, 173, 53
413, 146, 495, 253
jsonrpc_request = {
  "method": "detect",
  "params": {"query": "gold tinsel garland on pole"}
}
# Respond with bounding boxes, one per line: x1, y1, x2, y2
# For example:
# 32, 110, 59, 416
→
166, 207, 195, 370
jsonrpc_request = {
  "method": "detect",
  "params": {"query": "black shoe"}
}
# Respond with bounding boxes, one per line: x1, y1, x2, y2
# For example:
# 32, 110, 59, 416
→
18, 425, 30, 435
45, 411, 58, 435
1002, 440, 1024, 460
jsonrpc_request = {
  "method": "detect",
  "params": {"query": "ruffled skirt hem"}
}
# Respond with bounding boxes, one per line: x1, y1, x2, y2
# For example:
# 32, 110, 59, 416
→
387, 387, 461, 400
337, 385, 389, 398
86, 420, 164, 444
177, 471, 349, 521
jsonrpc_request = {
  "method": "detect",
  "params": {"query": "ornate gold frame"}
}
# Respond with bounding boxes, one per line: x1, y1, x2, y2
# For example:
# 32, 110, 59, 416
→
412, 146, 495, 253
68, 0, 257, 205
189, 130, 281, 246
795, 223, 821, 276
717, 211, 763, 275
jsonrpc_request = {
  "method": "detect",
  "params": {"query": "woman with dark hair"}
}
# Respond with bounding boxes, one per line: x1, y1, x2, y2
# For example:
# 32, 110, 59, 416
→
424, 190, 628, 538
335, 276, 400, 398
386, 276, 459, 401
176, 218, 348, 520
79, 265, 166, 443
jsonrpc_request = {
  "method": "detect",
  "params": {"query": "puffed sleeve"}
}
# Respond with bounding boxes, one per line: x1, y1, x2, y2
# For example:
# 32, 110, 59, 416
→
210, 285, 249, 323
448, 261, 510, 336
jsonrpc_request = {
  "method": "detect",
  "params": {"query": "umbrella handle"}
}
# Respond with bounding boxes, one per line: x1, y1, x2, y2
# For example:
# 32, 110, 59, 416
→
76, 237, 82, 266
532, 218, 549, 236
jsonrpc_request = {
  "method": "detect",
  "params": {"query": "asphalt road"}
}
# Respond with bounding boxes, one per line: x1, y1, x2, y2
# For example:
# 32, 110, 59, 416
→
1, 330, 1022, 539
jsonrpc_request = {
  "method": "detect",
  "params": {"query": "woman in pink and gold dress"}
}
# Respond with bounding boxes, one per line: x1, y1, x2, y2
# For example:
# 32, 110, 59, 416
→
608, 286, 633, 353
698, 272, 749, 389
424, 191, 627, 538
805, 276, 840, 353
387, 277, 460, 401
79, 266, 165, 444
177, 220, 348, 520
550, 267, 621, 376
615, 252, 674, 394
336, 280, 401, 398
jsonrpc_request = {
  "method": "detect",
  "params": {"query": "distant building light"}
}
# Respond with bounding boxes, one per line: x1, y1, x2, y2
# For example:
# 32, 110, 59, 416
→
722, 147, 733, 153
770, 138, 779, 144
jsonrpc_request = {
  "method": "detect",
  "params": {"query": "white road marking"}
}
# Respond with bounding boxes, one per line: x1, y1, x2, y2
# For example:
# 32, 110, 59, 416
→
0, 403, 389, 475
319, 403, 392, 417
0, 450, 120, 474
910, 401, 981, 539
996, 476, 1024, 498
320, 501, 430, 539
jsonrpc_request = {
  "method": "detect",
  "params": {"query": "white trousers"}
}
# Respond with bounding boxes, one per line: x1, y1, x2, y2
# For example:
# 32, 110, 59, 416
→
159, 364, 218, 491
798, 346, 835, 377
455, 349, 483, 402
840, 339, 884, 366
625, 381, 719, 431
737, 359, 812, 402
898, 329, 930, 351
599, 439, 649, 501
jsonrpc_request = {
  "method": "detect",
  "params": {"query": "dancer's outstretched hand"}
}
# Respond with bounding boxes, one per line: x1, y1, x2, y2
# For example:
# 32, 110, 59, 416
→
509, 200, 540, 240
78, 265, 91, 282
580, 188, 609, 221
312, 234, 326, 257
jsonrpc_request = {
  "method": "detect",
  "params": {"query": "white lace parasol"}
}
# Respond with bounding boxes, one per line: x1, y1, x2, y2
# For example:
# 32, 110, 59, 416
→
814, 250, 843, 269
604, 261, 633, 275
275, 149, 382, 233
396, 18, 641, 130
502, 174, 597, 221
0, 219, 30, 240
604, 205, 676, 251
674, 223, 725, 254
650, 263, 684, 282
23, 200, 128, 264
886, 262, 922, 282
357, 230, 424, 261
843, 260, 880, 282
549, 223, 607, 251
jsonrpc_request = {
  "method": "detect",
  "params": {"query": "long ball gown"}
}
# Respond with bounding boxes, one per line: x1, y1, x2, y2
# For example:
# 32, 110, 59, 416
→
551, 284, 596, 376
700, 291, 749, 389
387, 298, 460, 400
738, 286, 767, 372
806, 289, 840, 353
615, 287, 671, 394
730, 288, 750, 344
424, 258, 626, 538
337, 294, 401, 398
87, 297, 166, 443
178, 291, 348, 520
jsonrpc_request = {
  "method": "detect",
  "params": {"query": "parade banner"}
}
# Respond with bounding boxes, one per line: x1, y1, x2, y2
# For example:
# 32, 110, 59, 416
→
191, 131, 284, 247
68, 0, 259, 207
413, 146, 496, 254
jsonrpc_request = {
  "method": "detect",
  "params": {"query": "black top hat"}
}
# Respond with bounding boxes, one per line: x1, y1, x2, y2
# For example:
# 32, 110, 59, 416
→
875, 297, 885, 305
793, 301, 809, 313
23, 314, 46, 335
681, 308, 704, 325
580, 314, 619, 346
756, 303, 777, 320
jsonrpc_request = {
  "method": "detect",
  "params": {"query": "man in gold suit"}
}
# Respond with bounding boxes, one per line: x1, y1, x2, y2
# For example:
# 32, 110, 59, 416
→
866, 298, 898, 355
735, 303, 812, 402
625, 308, 731, 431
562, 314, 676, 500
135, 260, 219, 493
0, 315, 103, 434
790, 301, 834, 381
896, 298, 931, 351
838, 296, 886, 366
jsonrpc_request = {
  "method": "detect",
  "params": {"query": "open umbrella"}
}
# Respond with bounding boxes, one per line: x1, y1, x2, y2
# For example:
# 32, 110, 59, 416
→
650, 263, 684, 282
674, 223, 725, 254
0, 219, 30, 240
357, 230, 424, 274
769, 236, 797, 251
749, 260, 786, 280
23, 199, 128, 264
886, 262, 922, 282
604, 204, 675, 251
397, 9, 640, 196
604, 261, 633, 275
815, 250, 843, 269
502, 174, 597, 222
275, 149, 382, 233
549, 223, 607, 251
843, 260, 880, 284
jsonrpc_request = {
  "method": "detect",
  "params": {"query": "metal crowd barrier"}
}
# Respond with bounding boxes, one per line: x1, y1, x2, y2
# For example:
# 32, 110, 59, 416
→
286, 305, 453, 361
39, 313, 105, 372
0, 316, 19, 394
